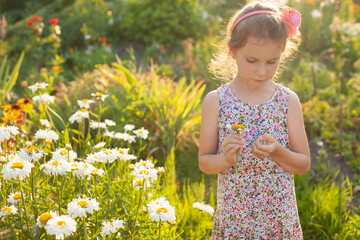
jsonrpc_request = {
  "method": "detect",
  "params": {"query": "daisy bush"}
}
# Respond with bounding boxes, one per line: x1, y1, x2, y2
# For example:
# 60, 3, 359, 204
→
0, 81, 214, 239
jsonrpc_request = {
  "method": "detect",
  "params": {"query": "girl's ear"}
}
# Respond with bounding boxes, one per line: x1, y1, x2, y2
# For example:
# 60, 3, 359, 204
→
228, 43, 235, 59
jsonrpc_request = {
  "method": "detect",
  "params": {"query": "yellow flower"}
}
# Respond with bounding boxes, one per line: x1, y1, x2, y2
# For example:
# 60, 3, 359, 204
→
231, 124, 245, 132
305, 0, 316, 5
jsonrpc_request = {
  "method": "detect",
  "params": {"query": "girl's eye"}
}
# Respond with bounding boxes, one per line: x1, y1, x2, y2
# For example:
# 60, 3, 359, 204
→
268, 61, 277, 64
246, 59, 256, 63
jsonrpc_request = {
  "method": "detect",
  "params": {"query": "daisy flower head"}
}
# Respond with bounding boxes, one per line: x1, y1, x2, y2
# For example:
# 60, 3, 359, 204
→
157, 167, 165, 174
133, 178, 151, 190
193, 202, 214, 216
90, 120, 107, 129
1, 158, 34, 180
7, 192, 24, 204
67, 197, 100, 218
77, 99, 95, 109
133, 127, 149, 139
42, 159, 71, 176
32, 93, 55, 104
147, 197, 176, 223
135, 159, 154, 169
132, 167, 158, 182
40, 119, 52, 128
85, 153, 101, 164
104, 129, 114, 138
116, 148, 136, 161
0, 125, 19, 142
0, 205, 18, 217
98, 148, 118, 163
69, 109, 89, 124
94, 142, 106, 149
124, 124, 135, 132
37, 211, 58, 227
71, 162, 95, 177
34, 129, 59, 144
114, 132, 136, 143
18, 145, 45, 161
91, 92, 108, 101
52, 148, 77, 162
28, 82, 49, 93
46, 215, 77, 240
90, 168, 105, 177
105, 119, 116, 126
101, 219, 125, 236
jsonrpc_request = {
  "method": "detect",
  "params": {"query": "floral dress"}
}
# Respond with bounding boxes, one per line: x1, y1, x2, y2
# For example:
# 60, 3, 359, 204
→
212, 83, 303, 239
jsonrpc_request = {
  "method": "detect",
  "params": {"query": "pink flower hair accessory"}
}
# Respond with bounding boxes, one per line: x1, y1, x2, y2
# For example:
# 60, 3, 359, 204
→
281, 7, 301, 38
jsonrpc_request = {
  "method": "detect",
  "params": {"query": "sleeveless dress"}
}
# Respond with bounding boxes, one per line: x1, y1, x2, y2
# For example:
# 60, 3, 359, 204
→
212, 83, 303, 239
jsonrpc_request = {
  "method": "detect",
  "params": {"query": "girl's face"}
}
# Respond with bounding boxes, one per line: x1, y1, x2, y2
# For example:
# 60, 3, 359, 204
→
230, 35, 283, 87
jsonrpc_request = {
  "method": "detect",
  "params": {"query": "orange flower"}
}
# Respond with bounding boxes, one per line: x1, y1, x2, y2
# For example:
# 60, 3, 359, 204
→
49, 18, 59, 26
52, 66, 60, 72
354, 3, 359, 13
17, 98, 33, 113
21, 81, 28, 88
305, 0, 316, 5
69, 48, 74, 53
73, 65, 78, 70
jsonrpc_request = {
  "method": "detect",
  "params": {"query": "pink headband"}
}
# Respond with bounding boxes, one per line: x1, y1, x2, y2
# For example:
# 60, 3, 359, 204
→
230, 7, 301, 38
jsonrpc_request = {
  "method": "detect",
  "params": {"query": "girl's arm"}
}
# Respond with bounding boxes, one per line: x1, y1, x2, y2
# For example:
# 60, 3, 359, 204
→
251, 91, 311, 175
198, 90, 243, 174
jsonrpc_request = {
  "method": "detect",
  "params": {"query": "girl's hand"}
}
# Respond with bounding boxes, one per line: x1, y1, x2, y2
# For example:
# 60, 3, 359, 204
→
220, 133, 245, 165
251, 134, 280, 159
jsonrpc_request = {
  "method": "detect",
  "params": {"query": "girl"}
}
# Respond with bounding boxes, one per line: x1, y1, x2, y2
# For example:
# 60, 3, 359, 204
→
198, 1, 310, 239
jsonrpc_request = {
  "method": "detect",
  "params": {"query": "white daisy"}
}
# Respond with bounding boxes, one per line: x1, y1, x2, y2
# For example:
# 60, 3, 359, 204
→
40, 119, 52, 128
1, 158, 34, 180
18, 146, 45, 162
105, 119, 116, 126
6, 125, 19, 136
34, 129, 59, 143
0, 125, 19, 142
52, 148, 77, 162
97, 149, 118, 163
85, 153, 101, 164
133, 178, 151, 190
101, 219, 125, 236
124, 124, 135, 132
28, 82, 49, 93
7, 192, 24, 204
71, 162, 95, 177
32, 93, 55, 104
114, 132, 136, 143
42, 159, 72, 176
94, 142, 106, 149
157, 167, 165, 174
77, 99, 95, 109
90, 168, 105, 177
91, 92, 108, 101
147, 197, 176, 223
46, 215, 77, 239
135, 159, 154, 169
90, 121, 107, 129
131, 167, 158, 182
67, 197, 100, 218
104, 130, 114, 138
116, 148, 136, 161
133, 127, 149, 139
37, 211, 58, 227
193, 202, 214, 216
0, 205, 18, 216
69, 109, 89, 124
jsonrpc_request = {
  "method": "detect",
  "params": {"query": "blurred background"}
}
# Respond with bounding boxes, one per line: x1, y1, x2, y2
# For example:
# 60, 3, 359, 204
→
0, 0, 360, 238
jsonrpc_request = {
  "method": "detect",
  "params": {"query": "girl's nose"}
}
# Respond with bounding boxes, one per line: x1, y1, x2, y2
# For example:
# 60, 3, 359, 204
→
256, 65, 266, 77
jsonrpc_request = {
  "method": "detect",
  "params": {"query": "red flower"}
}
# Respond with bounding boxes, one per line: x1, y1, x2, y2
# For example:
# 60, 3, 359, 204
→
49, 18, 59, 26
281, 7, 301, 38
27, 20, 34, 26
31, 15, 43, 21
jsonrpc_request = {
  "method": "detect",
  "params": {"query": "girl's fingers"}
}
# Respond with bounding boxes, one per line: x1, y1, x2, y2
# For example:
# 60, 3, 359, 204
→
252, 142, 267, 158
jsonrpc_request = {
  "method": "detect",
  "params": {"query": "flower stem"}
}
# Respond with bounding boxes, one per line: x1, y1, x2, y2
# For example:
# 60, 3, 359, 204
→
235, 149, 239, 172
132, 186, 143, 237
19, 179, 31, 237
158, 220, 162, 240
55, 176, 61, 214
30, 168, 37, 220
83, 217, 87, 240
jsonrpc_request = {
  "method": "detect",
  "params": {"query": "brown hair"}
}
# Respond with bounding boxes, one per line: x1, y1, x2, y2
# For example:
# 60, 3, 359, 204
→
209, 0, 301, 83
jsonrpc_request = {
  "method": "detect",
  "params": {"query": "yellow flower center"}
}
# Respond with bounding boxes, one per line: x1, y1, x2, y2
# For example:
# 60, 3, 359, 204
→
36, 84, 42, 88
2, 207, 12, 213
110, 222, 114, 226
117, 149, 124, 154
13, 194, 22, 200
138, 130, 143, 134
11, 162, 24, 169
39, 213, 52, 224
60, 150, 67, 156
84, 164, 88, 168
72, 164, 78, 168
156, 207, 168, 214
76, 114, 82, 117
27, 146, 39, 153
141, 162, 147, 166
91, 170, 99, 176
82, 99, 88, 102
52, 161, 61, 166
77, 200, 88, 208
139, 170, 149, 175
135, 179, 143, 186
104, 151, 109, 155
95, 93, 103, 98
57, 221, 66, 228
231, 124, 245, 132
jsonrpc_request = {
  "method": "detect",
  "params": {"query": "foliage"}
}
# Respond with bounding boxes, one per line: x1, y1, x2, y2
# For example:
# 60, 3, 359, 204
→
119, 0, 205, 47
